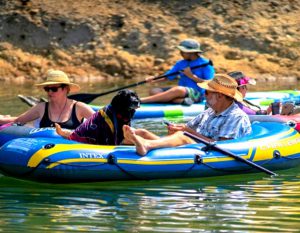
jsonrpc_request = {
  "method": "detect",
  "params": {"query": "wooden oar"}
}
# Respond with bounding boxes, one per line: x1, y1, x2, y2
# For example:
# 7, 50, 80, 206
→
183, 131, 277, 176
68, 61, 212, 104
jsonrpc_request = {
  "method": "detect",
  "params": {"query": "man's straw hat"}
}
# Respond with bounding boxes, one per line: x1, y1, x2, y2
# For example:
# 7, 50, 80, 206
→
198, 74, 243, 102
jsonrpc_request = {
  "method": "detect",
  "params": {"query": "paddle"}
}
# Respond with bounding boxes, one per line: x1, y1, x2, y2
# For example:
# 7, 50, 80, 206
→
68, 61, 212, 104
18, 95, 38, 107
183, 131, 277, 176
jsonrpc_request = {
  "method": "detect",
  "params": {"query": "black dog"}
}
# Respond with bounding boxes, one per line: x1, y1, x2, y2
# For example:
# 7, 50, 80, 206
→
111, 89, 141, 123
56, 89, 140, 145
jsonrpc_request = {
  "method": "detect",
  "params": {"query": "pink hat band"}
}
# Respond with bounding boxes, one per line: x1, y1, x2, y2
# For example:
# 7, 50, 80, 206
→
237, 77, 256, 86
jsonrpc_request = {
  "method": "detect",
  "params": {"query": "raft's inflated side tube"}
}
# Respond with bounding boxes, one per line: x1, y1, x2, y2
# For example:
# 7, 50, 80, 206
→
0, 124, 61, 147
249, 114, 300, 131
91, 103, 206, 119
0, 122, 300, 183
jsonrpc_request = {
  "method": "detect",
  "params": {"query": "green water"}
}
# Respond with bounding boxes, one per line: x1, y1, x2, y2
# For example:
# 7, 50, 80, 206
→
0, 81, 300, 232
0, 170, 300, 232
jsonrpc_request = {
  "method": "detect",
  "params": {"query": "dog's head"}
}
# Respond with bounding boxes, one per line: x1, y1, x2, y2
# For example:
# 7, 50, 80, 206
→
110, 89, 140, 122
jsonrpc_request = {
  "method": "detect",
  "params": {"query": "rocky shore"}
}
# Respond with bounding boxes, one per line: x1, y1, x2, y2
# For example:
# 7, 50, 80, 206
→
0, 0, 299, 84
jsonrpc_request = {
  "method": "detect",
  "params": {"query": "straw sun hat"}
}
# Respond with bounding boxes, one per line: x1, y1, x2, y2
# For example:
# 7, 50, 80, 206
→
35, 69, 80, 93
198, 74, 243, 102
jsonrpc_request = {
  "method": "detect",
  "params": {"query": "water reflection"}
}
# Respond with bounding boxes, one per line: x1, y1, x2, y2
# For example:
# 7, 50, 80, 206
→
1, 169, 300, 232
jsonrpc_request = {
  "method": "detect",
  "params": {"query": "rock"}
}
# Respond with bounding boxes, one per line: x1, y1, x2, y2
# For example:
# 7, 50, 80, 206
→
224, 50, 242, 60
154, 58, 165, 66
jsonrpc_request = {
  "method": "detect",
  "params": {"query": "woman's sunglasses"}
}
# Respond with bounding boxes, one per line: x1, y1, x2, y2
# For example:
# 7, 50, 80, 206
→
44, 85, 64, 92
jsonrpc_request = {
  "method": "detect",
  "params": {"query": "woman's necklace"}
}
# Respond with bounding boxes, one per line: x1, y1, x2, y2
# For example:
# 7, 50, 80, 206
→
50, 98, 68, 123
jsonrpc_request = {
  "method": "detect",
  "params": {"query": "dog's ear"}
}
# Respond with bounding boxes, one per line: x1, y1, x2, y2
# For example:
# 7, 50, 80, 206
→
111, 89, 140, 110
111, 90, 127, 108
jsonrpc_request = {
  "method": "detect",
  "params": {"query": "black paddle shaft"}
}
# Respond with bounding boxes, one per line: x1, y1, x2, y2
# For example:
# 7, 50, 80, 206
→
68, 61, 212, 104
183, 131, 277, 176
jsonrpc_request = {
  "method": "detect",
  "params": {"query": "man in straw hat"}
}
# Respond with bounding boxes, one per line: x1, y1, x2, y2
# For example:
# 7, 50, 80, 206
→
141, 38, 215, 106
123, 74, 252, 156
0, 69, 95, 128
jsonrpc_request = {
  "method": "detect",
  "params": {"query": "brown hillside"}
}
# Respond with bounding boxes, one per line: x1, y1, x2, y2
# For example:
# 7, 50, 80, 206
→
0, 0, 299, 84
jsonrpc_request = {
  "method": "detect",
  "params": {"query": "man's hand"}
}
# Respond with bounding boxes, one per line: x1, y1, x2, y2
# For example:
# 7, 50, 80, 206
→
167, 123, 187, 135
182, 67, 194, 78
145, 76, 167, 83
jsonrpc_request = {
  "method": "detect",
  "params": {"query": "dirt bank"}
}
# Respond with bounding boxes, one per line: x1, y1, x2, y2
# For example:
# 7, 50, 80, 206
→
0, 0, 300, 83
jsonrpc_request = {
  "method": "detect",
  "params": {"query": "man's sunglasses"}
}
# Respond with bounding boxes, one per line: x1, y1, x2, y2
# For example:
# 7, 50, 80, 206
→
44, 85, 65, 92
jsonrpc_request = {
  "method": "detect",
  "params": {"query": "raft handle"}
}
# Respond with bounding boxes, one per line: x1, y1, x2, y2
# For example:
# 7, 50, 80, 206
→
194, 154, 203, 164
44, 143, 55, 149
287, 120, 296, 128
273, 150, 281, 159
43, 158, 51, 164
107, 154, 116, 164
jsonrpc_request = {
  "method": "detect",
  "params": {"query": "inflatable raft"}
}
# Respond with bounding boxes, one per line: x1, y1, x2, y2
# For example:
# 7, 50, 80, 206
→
0, 121, 299, 183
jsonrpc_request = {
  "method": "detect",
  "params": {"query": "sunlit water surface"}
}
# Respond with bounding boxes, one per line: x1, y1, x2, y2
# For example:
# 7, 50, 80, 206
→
0, 80, 300, 232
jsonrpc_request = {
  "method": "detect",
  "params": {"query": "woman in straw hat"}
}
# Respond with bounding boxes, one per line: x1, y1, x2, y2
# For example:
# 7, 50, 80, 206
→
0, 69, 95, 129
122, 74, 252, 156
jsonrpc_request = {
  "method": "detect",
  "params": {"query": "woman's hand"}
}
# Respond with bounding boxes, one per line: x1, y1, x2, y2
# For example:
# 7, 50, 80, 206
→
0, 114, 11, 118
0, 114, 13, 125
55, 123, 72, 138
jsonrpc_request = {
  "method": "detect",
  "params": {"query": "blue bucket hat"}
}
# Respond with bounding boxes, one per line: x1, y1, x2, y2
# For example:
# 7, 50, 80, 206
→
177, 39, 203, 53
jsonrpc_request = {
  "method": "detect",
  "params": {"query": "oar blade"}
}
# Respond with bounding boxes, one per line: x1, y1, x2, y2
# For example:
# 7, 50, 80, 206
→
18, 95, 38, 107
68, 93, 99, 103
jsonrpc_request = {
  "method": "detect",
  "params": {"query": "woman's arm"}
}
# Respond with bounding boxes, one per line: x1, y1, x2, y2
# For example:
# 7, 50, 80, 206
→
76, 101, 95, 120
0, 104, 43, 125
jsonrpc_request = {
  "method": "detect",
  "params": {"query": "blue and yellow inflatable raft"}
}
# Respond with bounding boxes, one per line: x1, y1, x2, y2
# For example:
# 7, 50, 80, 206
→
0, 121, 300, 183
